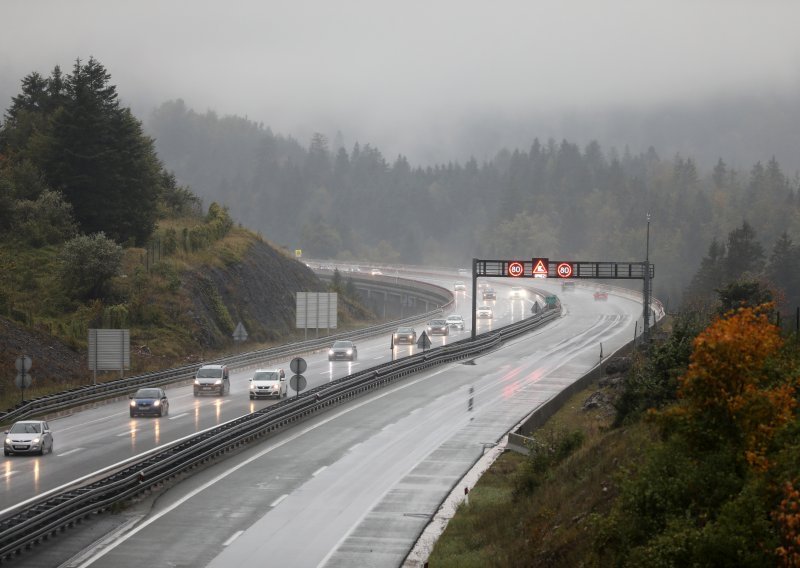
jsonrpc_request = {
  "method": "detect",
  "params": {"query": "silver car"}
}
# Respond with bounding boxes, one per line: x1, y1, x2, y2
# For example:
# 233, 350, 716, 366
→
4, 420, 54, 456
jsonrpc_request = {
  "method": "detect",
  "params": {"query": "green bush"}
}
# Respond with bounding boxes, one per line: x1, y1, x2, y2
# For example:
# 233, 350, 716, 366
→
57, 233, 123, 301
513, 427, 584, 497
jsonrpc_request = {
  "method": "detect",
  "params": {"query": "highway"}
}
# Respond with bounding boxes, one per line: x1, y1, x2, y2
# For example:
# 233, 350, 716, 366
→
4, 273, 646, 567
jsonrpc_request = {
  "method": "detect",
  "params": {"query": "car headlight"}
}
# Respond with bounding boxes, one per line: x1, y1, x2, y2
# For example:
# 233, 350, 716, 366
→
4, 438, 11, 446
214, 379, 222, 385
249, 384, 256, 391
346, 349, 353, 355
153, 400, 161, 406
130, 400, 137, 407
194, 379, 201, 385
328, 349, 334, 355
31, 438, 40, 444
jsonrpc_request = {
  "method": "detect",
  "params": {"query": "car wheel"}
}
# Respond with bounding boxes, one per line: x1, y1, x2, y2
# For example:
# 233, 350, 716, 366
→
158, 408, 163, 417
3, 450, 9, 456
130, 411, 135, 418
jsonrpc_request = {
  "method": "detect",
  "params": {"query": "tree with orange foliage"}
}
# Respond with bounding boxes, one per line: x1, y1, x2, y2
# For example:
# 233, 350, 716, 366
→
775, 481, 800, 567
668, 304, 796, 471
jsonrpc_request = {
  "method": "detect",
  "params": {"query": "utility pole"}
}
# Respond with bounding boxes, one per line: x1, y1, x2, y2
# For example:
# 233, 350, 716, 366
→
643, 212, 652, 345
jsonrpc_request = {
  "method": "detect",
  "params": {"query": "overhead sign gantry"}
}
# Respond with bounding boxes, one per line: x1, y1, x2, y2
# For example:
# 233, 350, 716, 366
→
469, 258, 655, 340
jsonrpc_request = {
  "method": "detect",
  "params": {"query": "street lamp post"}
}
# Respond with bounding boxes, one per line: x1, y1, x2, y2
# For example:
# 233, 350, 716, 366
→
643, 213, 651, 345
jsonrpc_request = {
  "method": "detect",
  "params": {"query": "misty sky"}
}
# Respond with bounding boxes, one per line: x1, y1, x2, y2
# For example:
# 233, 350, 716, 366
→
2, 0, 800, 164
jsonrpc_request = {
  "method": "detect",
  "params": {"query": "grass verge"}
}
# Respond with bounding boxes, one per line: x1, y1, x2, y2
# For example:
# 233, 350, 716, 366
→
427, 382, 655, 567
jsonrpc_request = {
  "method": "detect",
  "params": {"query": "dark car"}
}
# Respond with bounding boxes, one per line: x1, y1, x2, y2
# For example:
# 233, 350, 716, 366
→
393, 327, 417, 345
193, 364, 230, 396
4, 420, 54, 456
427, 319, 450, 336
130, 387, 170, 417
328, 340, 358, 361
482, 288, 496, 300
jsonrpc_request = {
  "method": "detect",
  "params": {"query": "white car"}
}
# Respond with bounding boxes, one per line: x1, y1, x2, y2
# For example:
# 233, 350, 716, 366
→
509, 286, 525, 300
370, 268, 383, 276
249, 369, 287, 399
453, 281, 466, 291
446, 314, 465, 330
477, 305, 494, 319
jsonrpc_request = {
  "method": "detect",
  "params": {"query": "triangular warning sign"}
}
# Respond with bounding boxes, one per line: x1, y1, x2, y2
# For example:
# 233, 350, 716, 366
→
532, 259, 548, 276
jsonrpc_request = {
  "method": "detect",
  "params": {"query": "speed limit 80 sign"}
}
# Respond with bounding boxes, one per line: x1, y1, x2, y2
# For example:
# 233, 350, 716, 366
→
556, 262, 574, 278
507, 261, 524, 277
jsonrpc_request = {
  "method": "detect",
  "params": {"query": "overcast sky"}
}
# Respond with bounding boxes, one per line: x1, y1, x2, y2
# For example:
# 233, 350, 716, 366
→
2, 0, 800, 164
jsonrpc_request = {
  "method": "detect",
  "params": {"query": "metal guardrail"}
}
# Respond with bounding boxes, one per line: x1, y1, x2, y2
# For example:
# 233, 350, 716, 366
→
0, 308, 559, 561
0, 276, 453, 426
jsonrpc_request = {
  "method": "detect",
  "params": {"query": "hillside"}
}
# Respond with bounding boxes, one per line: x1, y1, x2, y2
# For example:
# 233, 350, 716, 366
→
0, 228, 375, 409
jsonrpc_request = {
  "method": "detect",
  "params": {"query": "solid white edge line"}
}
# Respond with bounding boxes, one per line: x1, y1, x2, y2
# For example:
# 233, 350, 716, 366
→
223, 530, 245, 546
270, 494, 289, 508
168, 413, 188, 420
311, 466, 327, 477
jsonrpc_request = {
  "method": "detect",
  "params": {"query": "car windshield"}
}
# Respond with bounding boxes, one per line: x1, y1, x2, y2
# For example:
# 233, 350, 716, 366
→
396, 328, 413, 333
447, 316, 462, 321
431, 320, 446, 325
332, 341, 352, 348
10, 422, 41, 434
253, 371, 279, 381
134, 389, 161, 399
196, 368, 223, 378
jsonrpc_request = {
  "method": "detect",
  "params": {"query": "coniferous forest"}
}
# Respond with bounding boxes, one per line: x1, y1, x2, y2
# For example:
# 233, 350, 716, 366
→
146, 99, 800, 312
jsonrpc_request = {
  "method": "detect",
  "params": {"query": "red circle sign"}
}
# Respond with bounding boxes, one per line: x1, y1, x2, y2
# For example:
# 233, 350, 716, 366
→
556, 262, 573, 278
507, 261, 524, 277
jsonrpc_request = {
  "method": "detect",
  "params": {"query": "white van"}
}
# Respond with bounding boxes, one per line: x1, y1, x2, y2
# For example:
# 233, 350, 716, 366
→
194, 364, 230, 396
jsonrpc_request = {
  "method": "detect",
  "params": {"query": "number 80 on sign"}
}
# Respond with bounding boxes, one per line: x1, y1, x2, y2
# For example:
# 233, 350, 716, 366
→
556, 262, 573, 278
507, 261, 524, 277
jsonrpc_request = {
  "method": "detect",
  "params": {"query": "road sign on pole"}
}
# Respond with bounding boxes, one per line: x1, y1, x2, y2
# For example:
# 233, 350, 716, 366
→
15, 355, 32, 374
290, 357, 307, 374
417, 330, 431, 351
290, 374, 307, 397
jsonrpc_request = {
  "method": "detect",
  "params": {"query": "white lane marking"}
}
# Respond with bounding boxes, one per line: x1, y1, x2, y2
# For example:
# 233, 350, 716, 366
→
312, 466, 327, 477
270, 494, 288, 508
373, 356, 383, 360
116, 430, 135, 437
75, 365, 451, 567
168, 413, 188, 421
348, 442, 362, 452
223, 530, 245, 546
56, 448, 84, 457
320, 371, 332, 376
2, 470, 16, 479
410, 408, 422, 415
381, 423, 395, 431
